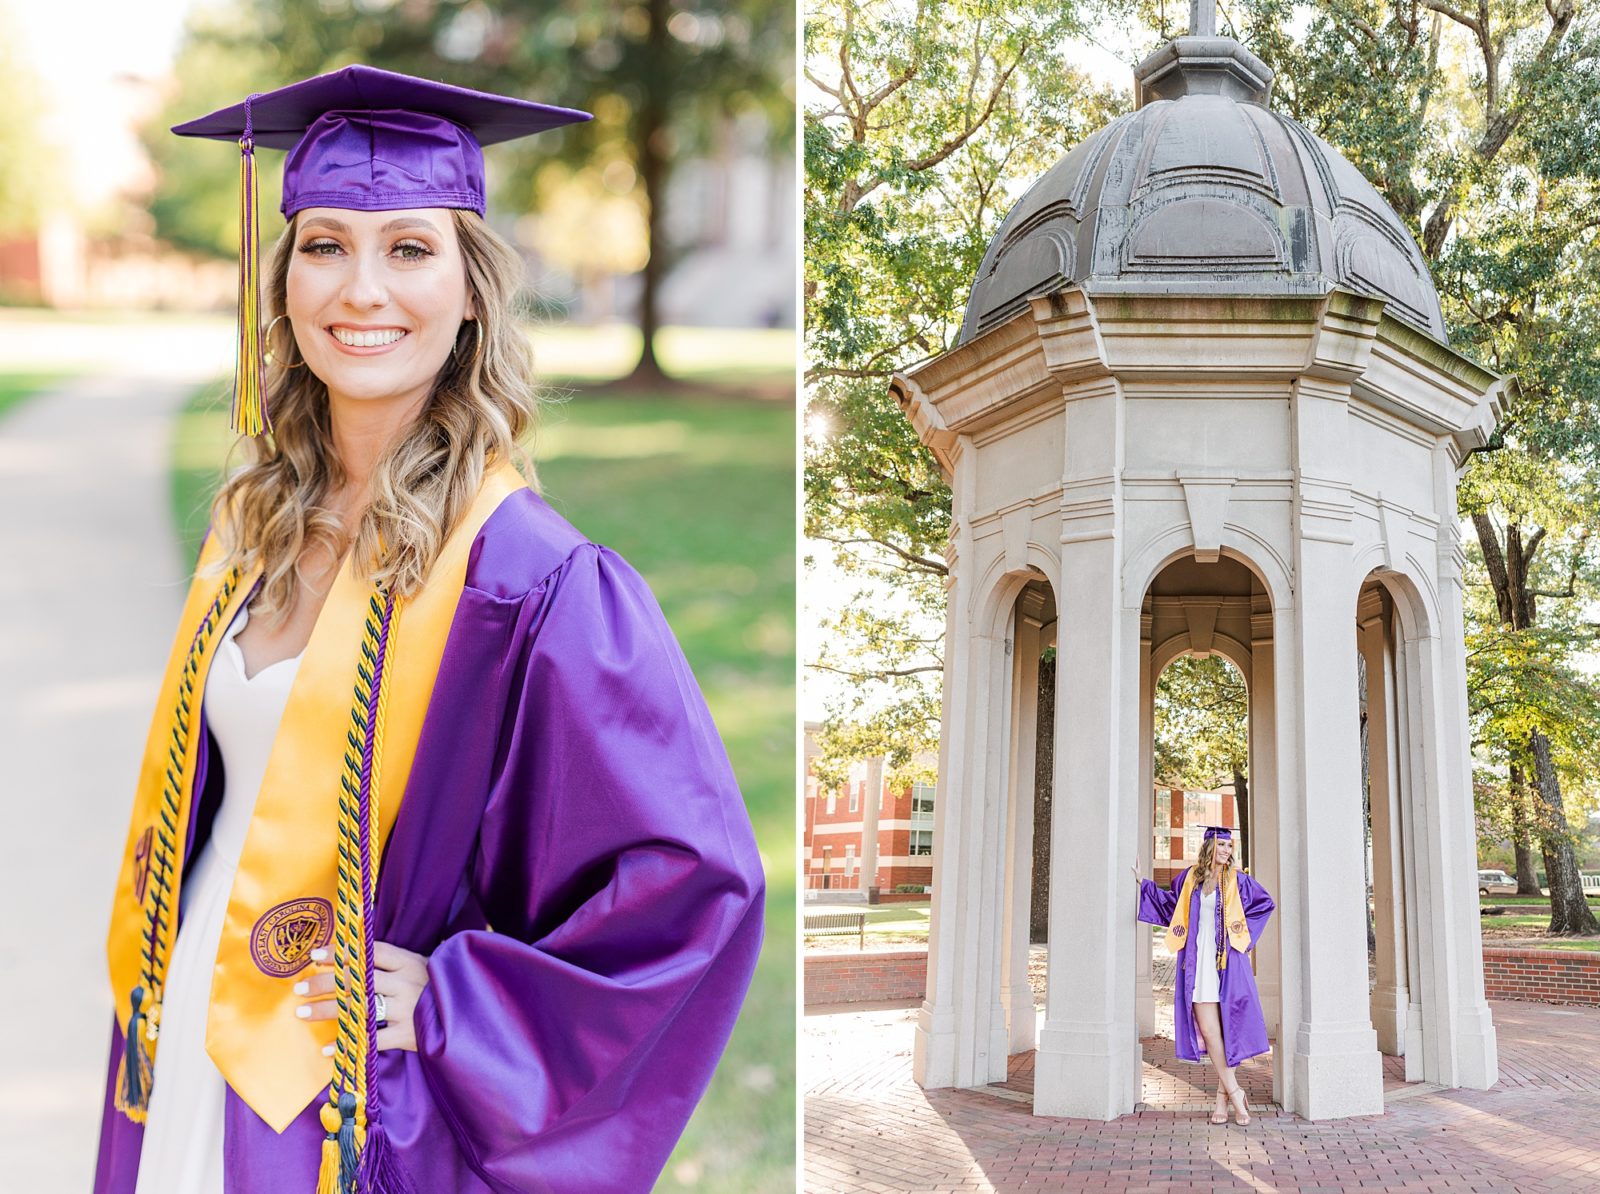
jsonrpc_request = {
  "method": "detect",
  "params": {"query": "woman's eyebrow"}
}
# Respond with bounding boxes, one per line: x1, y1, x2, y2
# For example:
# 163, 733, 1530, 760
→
298, 216, 440, 234
381, 217, 441, 234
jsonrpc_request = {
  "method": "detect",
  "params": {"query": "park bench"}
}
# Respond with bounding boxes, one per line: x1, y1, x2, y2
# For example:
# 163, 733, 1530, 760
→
804, 911, 867, 949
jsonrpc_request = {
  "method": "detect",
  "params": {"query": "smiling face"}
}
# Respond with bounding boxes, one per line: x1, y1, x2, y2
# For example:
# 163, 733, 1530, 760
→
1211, 836, 1233, 868
286, 206, 474, 413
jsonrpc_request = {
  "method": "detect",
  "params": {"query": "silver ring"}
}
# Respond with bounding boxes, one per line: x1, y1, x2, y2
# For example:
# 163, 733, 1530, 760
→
374, 992, 388, 1026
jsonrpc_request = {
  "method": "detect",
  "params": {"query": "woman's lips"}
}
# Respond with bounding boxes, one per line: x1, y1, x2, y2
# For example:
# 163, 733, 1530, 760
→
326, 327, 409, 355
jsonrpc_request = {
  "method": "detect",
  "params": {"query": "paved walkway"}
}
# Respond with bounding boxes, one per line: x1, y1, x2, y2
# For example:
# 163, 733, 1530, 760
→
805, 999, 1600, 1192
0, 315, 228, 1193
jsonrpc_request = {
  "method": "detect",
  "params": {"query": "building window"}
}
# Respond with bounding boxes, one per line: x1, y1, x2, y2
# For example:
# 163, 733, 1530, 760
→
849, 784, 859, 813
910, 830, 933, 856
826, 791, 836, 815
912, 783, 935, 823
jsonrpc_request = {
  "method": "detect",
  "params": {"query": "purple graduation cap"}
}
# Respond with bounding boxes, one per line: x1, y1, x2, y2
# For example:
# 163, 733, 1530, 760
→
169, 65, 591, 435
1201, 824, 1234, 841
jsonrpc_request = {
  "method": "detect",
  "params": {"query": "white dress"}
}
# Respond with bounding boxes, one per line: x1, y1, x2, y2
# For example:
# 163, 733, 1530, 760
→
135, 604, 302, 1194
1192, 884, 1221, 1003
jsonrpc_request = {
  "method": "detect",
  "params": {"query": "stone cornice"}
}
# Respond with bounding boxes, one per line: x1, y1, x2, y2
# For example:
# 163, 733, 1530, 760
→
890, 285, 1502, 463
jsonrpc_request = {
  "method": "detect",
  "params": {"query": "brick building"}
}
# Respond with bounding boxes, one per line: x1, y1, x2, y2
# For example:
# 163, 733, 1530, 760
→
803, 720, 1239, 900
1152, 784, 1239, 889
803, 722, 935, 900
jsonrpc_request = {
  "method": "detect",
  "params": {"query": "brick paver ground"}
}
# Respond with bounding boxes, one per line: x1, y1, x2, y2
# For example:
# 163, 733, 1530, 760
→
805, 998, 1600, 1192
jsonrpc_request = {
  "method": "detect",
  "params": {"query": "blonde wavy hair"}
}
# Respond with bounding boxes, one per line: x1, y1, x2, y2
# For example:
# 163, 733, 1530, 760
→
203, 208, 540, 622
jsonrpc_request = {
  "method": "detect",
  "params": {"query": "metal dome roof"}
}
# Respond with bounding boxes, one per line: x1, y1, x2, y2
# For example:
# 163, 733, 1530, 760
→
959, 28, 1446, 345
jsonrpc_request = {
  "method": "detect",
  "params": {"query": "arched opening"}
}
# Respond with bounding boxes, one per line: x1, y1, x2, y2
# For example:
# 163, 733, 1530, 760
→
1356, 569, 1428, 1089
1134, 551, 1277, 1111
998, 574, 1056, 1070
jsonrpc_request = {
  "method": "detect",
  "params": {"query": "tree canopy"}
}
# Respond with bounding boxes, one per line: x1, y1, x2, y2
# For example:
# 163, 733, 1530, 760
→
805, 0, 1600, 930
146, 0, 792, 380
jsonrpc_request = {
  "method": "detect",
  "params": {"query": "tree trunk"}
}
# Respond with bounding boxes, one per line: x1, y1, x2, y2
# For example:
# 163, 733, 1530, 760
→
1509, 765, 1542, 895
1232, 766, 1249, 873
618, 0, 675, 390
1514, 841, 1542, 896
1030, 653, 1055, 943
1530, 730, 1599, 934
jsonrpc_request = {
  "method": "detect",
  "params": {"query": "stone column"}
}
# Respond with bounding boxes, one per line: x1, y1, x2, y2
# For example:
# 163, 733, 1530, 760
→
862, 754, 884, 898
1248, 590, 1285, 1104
1392, 619, 1430, 1080
1001, 587, 1047, 1053
1284, 373, 1383, 1119
1408, 445, 1497, 1088
915, 447, 1007, 1088
1035, 381, 1140, 1119
1358, 588, 1408, 1056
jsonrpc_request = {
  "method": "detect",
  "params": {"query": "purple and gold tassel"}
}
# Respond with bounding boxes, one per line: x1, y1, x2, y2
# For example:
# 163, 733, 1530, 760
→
234, 94, 269, 437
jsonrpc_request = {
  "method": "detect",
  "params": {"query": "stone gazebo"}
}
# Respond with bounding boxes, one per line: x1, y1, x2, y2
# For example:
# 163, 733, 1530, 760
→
890, 10, 1502, 1121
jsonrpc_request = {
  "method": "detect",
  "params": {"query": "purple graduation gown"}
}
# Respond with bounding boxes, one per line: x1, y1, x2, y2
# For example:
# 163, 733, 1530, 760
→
93, 487, 766, 1193
1137, 868, 1274, 1067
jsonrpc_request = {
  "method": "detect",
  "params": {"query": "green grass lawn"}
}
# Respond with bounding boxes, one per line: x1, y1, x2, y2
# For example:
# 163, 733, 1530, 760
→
802, 901, 931, 945
170, 359, 795, 1191
0, 370, 73, 420
1482, 915, 1561, 929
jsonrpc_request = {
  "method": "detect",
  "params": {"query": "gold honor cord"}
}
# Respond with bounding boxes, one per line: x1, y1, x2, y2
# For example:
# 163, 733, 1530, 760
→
115, 566, 244, 1121
317, 588, 399, 1194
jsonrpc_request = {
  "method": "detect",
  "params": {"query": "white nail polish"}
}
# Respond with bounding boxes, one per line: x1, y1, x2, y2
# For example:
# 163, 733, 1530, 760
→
295, 1005, 311, 1019
293, 981, 309, 996
322, 1044, 335, 1057
310, 948, 328, 962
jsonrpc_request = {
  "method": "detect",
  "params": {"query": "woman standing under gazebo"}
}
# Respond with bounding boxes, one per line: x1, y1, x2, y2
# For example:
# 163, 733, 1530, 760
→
1134, 826, 1275, 1125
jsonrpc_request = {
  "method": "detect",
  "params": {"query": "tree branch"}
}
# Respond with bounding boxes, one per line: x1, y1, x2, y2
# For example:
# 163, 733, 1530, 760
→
811, 532, 950, 575
808, 662, 945, 680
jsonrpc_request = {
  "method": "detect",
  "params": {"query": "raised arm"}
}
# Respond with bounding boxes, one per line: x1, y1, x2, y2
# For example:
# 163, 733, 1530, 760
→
412, 543, 763, 1192
1136, 870, 1184, 926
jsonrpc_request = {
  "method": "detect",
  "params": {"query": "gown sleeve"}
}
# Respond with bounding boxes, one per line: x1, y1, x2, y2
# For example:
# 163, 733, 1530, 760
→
1238, 871, 1275, 950
1136, 871, 1184, 926
411, 542, 765, 1193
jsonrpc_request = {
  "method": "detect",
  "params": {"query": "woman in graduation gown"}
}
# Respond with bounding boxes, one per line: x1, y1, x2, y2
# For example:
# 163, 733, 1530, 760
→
94, 66, 765, 1194
1133, 826, 1273, 1125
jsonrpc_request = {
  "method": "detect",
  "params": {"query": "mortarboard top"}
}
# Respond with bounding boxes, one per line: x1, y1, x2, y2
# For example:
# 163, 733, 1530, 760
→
1200, 825, 1234, 840
169, 65, 590, 436
171, 64, 592, 218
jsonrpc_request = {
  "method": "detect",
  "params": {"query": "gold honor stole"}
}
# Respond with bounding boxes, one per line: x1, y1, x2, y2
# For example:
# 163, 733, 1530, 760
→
108, 461, 526, 1133
1164, 867, 1251, 970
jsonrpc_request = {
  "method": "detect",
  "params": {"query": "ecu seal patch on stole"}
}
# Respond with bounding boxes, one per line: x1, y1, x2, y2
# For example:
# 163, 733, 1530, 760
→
131, 828, 154, 905
250, 897, 333, 977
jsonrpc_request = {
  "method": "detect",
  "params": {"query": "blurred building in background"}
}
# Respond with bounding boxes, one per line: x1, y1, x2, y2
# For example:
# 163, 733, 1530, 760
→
0, 78, 793, 329
803, 722, 936, 903
1152, 784, 1239, 889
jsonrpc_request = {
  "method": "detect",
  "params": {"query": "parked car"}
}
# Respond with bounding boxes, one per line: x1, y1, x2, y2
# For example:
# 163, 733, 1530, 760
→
1478, 869, 1517, 897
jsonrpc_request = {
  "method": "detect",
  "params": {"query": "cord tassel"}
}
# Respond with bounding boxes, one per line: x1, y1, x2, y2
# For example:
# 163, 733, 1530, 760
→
315, 1098, 342, 1194
113, 986, 154, 1121
336, 1090, 361, 1193
361, 1121, 417, 1194
233, 94, 269, 437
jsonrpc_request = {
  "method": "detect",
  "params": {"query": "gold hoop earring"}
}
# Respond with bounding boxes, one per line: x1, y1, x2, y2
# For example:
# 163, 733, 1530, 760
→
263, 314, 306, 369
